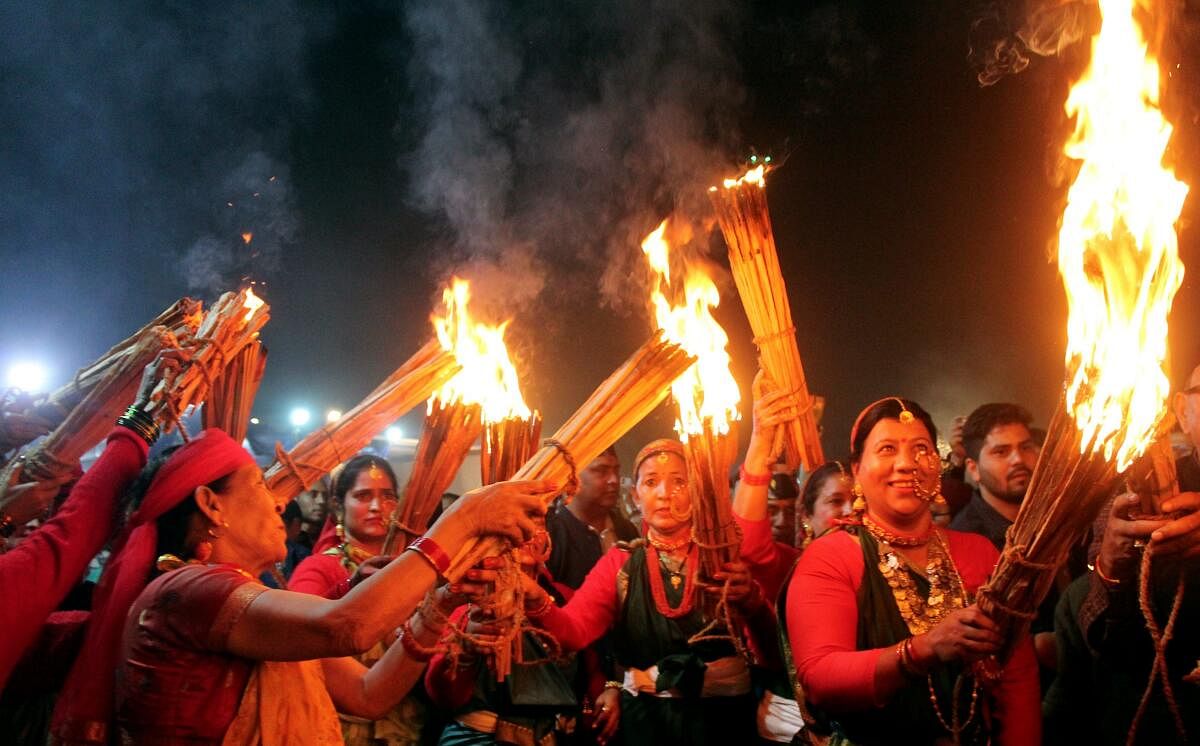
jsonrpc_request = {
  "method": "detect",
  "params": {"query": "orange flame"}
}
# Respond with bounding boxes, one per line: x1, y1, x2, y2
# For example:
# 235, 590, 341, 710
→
1058, 0, 1188, 470
432, 278, 531, 423
242, 287, 265, 323
241, 232, 253, 245
641, 219, 741, 437
718, 164, 766, 190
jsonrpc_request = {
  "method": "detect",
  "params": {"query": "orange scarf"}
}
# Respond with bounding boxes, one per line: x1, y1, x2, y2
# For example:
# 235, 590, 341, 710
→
221, 660, 343, 745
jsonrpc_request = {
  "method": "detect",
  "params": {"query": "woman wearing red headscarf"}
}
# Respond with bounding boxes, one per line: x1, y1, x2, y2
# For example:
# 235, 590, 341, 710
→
521, 438, 766, 746
49, 425, 555, 745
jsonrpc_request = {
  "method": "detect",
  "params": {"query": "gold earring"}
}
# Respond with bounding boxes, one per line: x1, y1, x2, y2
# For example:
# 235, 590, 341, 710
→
801, 520, 814, 546
852, 482, 866, 513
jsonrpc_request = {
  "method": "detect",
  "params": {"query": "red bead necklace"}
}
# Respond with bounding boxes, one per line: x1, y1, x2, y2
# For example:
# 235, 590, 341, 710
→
645, 542, 699, 618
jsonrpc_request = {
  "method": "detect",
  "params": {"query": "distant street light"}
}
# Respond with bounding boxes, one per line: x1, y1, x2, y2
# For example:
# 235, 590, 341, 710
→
289, 407, 312, 428
386, 426, 404, 444
326, 409, 343, 423
6, 361, 48, 393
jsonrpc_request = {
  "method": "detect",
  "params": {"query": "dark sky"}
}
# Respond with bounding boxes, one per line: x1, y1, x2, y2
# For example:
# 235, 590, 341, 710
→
2, 0, 1197, 466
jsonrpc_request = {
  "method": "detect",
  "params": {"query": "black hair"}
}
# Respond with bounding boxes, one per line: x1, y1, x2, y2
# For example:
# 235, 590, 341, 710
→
282, 500, 302, 523
962, 403, 1033, 462
768, 473, 800, 501
332, 454, 398, 509
799, 461, 848, 517
849, 398, 938, 466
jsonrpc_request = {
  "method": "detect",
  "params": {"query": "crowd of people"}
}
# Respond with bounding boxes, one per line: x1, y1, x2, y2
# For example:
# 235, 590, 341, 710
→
1, 354, 1199, 745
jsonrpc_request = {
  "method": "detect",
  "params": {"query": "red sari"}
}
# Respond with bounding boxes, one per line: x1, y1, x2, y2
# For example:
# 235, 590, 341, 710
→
115, 564, 266, 743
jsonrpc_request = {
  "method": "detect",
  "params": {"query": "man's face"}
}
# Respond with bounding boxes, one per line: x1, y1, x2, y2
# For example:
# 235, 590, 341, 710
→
295, 486, 329, 526
966, 422, 1038, 505
767, 497, 797, 546
577, 453, 621, 510
1173, 365, 1200, 450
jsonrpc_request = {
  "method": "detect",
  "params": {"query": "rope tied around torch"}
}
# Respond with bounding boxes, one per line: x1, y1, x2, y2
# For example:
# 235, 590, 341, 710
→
543, 438, 579, 498
751, 326, 796, 347
1126, 544, 1188, 745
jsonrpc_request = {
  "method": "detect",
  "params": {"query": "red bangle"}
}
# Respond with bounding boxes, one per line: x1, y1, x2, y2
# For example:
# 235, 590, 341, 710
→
407, 537, 451, 578
738, 465, 772, 487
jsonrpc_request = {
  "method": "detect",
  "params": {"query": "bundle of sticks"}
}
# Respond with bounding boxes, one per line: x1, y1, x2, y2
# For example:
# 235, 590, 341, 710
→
446, 331, 695, 580
0, 298, 201, 456
976, 395, 1169, 657
481, 413, 543, 486
683, 421, 742, 580
381, 397, 483, 554
708, 168, 824, 472
201, 340, 267, 443
264, 340, 459, 503
154, 289, 270, 433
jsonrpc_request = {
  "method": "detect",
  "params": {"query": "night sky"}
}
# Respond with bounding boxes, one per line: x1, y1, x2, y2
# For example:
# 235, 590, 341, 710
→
2, 0, 1198, 466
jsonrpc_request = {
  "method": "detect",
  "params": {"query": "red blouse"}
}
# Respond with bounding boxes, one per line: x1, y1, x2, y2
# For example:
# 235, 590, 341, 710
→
534, 547, 628, 652
734, 514, 801, 603
288, 552, 350, 598
116, 564, 266, 744
786, 529, 1041, 745
0, 427, 147, 687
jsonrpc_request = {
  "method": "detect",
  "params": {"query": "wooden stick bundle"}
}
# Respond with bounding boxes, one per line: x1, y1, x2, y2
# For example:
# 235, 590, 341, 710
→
382, 398, 483, 554
9, 324, 175, 487
264, 341, 460, 503
201, 340, 268, 443
481, 414, 543, 486
445, 332, 695, 581
155, 289, 270, 431
683, 422, 742, 580
708, 173, 824, 472
976, 395, 1130, 657
0, 299, 201, 455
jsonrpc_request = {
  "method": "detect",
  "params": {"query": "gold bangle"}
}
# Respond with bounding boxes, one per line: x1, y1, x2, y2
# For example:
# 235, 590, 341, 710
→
603, 680, 622, 690
1094, 560, 1121, 586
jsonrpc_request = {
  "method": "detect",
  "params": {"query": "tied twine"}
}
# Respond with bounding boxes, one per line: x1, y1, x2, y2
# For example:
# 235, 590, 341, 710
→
751, 326, 796, 347
1126, 544, 1188, 745
978, 529, 1060, 622
686, 575, 751, 662
272, 427, 347, 492
543, 439, 579, 497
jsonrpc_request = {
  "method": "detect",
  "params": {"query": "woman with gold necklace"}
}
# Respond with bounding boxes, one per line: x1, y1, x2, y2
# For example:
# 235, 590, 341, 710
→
782, 397, 1040, 745
522, 438, 766, 745
290, 454, 462, 745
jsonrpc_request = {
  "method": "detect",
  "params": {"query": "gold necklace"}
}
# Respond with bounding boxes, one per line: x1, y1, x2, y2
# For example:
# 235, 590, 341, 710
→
647, 532, 692, 553
875, 530, 965, 635
863, 513, 932, 548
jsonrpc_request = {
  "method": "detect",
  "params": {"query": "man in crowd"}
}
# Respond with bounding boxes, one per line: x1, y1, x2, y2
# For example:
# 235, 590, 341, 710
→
950, 402, 1039, 549
545, 446, 639, 589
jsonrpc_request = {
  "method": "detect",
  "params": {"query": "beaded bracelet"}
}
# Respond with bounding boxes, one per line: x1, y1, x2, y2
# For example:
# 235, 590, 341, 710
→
398, 620, 440, 662
738, 465, 772, 487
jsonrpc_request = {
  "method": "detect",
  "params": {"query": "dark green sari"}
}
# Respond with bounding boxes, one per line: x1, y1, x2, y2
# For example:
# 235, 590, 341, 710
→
608, 546, 756, 746
781, 528, 988, 746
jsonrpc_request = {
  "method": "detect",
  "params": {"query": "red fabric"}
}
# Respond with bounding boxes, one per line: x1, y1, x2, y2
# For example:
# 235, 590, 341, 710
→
115, 564, 264, 743
534, 547, 627, 652
785, 529, 1041, 744
734, 514, 800, 603
0, 427, 147, 688
311, 514, 339, 553
288, 552, 349, 597
52, 428, 256, 744
424, 605, 477, 711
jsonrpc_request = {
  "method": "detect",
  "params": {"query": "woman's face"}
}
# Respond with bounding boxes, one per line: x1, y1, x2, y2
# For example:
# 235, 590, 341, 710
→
342, 466, 398, 547
804, 472, 853, 539
213, 463, 288, 571
853, 417, 939, 526
635, 452, 691, 537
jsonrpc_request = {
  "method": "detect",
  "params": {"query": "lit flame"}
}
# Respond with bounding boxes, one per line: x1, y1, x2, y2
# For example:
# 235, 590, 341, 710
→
641, 219, 741, 437
242, 287, 265, 323
432, 278, 531, 423
1058, 0, 1188, 470
241, 232, 253, 245
714, 164, 765, 191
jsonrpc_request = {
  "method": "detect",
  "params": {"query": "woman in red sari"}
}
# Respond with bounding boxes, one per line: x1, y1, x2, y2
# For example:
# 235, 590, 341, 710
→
782, 397, 1040, 745
50, 428, 553, 745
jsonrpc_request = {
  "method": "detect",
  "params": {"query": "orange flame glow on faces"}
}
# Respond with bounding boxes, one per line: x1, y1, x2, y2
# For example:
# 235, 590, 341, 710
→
432, 278, 531, 423
1058, 0, 1188, 470
641, 219, 741, 437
